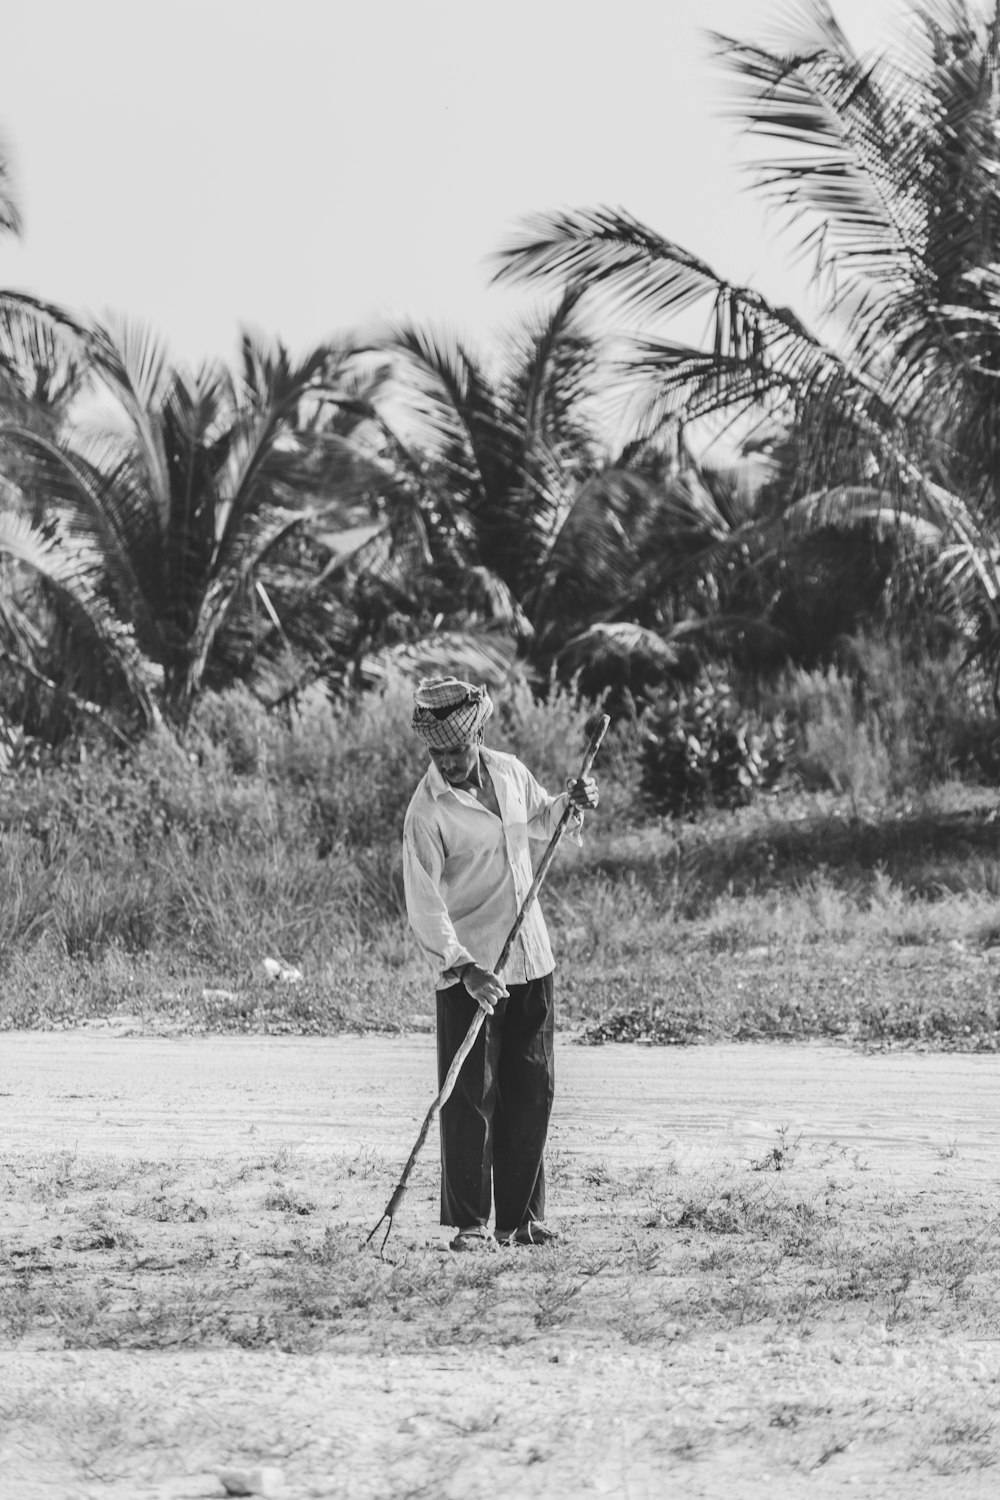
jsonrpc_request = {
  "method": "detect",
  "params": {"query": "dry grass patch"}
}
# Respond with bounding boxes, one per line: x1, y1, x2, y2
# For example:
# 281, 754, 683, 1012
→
3, 1130, 1000, 1496
4, 1139, 1000, 1355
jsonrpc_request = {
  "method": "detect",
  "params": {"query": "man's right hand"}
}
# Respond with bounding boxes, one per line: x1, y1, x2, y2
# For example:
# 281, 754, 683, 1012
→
462, 964, 509, 1015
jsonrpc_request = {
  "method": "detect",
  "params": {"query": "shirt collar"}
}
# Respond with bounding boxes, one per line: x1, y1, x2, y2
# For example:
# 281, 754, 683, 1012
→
427, 759, 451, 799
426, 746, 495, 800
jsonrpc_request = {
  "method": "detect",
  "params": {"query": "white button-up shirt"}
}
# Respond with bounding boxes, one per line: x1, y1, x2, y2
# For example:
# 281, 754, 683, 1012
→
402, 747, 580, 989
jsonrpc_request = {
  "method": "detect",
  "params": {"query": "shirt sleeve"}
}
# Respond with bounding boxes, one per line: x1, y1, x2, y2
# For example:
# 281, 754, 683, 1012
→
402, 805, 477, 975
520, 764, 584, 843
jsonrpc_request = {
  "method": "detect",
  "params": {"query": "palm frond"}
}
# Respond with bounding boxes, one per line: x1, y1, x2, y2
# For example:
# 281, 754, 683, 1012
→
0, 134, 21, 236
237, 330, 332, 411
556, 621, 684, 674
0, 423, 165, 648
780, 481, 937, 532
359, 628, 518, 691
0, 507, 155, 725
0, 292, 87, 415
556, 614, 782, 678
494, 206, 762, 329
500, 284, 597, 449
182, 508, 316, 712
459, 564, 533, 636
711, 7, 931, 293
305, 357, 395, 439
379, 322, 510, 489
375, 320, 582, 593
87, 318, 176, 517
492, 206, 890, 453
530, 469, 663, 621
317, 506, 432, 603
621, 308, 929, 503
211, 338, 350, 571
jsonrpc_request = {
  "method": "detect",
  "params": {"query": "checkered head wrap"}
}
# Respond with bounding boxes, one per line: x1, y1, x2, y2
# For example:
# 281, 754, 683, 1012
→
411, 676, 494, 749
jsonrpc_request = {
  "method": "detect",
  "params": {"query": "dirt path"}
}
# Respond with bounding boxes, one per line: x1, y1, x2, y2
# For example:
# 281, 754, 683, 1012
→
6, 1029, 1000, 1180
3, 1032, 1000, 1498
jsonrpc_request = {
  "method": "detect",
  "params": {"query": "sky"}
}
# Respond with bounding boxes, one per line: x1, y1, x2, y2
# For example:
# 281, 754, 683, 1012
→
2, 0, 914, 371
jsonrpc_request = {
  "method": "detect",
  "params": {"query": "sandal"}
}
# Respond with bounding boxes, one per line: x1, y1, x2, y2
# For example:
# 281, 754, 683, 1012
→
449, 1225, 492, 1252
497, 1221, 560, 1246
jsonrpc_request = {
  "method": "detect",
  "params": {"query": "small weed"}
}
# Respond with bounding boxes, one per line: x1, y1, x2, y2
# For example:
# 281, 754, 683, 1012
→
916, 1415, 999, 1475
344, 1149, 388, 1181
939, 1418, 997, 1449
750, 1126, 803, 1173
615, 1280, 683, 1346
583, 1162, 613, 1187
131, 1195, 209, 1223
532, 1258, 608, 1329
263, 1186, 316, 1215
612, 1226, 660, 1276
812, 1439, 853, 1470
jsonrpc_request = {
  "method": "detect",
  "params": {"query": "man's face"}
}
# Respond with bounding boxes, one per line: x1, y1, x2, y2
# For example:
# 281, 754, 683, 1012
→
428, 740, 479, 785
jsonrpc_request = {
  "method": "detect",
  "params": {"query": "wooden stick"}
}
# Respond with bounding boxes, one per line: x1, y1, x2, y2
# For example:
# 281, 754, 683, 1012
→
367, 714, 610, 1253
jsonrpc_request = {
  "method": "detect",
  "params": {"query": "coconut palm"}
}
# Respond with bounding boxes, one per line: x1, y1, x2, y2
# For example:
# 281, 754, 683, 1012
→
0, 132, 83, 432
0, 505, 155, 739
363, 290, 765, 697
253, 353, 525, 699
493, 0, 1000, 684
0, 133, 106, 739
2, 321, 379, 728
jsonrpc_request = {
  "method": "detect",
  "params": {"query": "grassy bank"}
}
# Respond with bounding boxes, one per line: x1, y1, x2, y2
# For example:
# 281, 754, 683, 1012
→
2, 676, 999, 1049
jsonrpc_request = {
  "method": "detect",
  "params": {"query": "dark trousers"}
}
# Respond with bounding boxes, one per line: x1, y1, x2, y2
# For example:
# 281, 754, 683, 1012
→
436, 972, 555, 1230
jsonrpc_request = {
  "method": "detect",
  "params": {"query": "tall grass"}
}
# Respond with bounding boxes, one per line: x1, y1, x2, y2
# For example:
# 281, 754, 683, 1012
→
0, 674, 617, 1010
762, 636, 999, 801
2, 659, 999, 1041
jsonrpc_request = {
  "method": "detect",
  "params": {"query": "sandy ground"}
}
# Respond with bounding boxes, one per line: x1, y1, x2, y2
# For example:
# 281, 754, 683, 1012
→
3, 1030, 1000, 1498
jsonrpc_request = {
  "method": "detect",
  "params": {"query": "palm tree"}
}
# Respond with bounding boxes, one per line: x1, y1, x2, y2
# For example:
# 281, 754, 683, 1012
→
492, 0, 1000, 686
242, 352, 525, 700
2, 322, 376, 728
0, 505, 154, 740
0, 130, 111, 740
361, 291, 762, 698
0, 133, 82, 434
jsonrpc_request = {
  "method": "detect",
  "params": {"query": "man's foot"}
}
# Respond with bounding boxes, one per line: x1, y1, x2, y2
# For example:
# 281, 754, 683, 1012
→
448, 1225, 493, 1252
496, 1221, 560, 1246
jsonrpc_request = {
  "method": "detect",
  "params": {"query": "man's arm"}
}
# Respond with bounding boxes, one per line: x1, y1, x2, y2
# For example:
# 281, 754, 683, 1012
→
401, 812, 473, 975
402, 810, 508, 1014
519, 761, 599, 840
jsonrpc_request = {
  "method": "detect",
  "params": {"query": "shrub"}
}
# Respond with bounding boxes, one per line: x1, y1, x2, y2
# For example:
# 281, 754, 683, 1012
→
765, 637, 1000, 798
491, 672, 598, 788
785, 671, 893, 804
285, 678, 429, 851
639, 669, 789, 818
188, 676, 427, 851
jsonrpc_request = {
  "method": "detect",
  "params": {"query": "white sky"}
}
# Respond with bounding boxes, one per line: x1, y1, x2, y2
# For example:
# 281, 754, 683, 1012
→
2, 0, 912, 369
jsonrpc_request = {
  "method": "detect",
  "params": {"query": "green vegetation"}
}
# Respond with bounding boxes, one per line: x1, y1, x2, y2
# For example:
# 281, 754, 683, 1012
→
639, 666, 791, 816
2, 664, 998, 1049
3, 3, 1000, 1051
5, 2, 1000, 751
6, 11, 1000, 1494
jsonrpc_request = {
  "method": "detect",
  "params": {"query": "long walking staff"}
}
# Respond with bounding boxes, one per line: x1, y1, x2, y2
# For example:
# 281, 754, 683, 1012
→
366, 714, 611, 1254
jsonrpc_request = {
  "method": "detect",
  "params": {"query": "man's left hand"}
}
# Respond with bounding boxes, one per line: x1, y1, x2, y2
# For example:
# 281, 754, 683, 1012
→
566, 774, 599, 810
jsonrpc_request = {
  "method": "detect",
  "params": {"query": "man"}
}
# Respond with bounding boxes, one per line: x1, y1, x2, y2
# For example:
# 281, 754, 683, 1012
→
402, 675, 599, 1251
